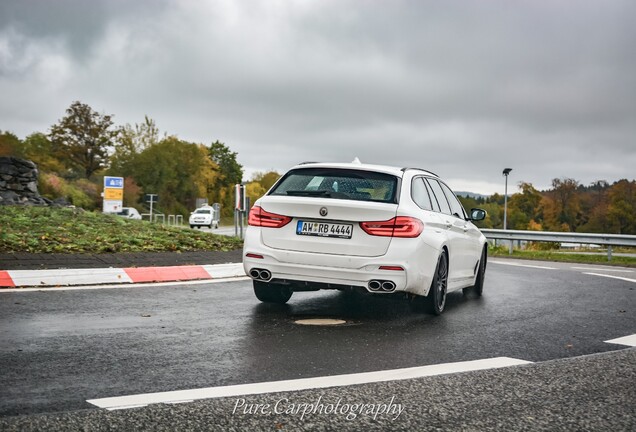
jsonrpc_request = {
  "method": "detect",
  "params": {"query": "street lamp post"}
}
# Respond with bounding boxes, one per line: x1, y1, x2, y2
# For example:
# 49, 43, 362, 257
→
502, 168, 512, 229
502, 168, 512, 254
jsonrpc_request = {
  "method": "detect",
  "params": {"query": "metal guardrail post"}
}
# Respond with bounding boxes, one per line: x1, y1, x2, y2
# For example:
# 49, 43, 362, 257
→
168, 215, 175, 225
608, 246, 613, 262
176, 215, 183, 226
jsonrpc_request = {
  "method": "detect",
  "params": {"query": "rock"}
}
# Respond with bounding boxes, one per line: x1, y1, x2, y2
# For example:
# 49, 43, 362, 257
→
25, 181, 38, 193
0, 157, 51, 207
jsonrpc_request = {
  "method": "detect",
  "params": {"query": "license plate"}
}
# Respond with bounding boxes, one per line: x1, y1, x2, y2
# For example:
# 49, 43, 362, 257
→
296, 220, 353, 239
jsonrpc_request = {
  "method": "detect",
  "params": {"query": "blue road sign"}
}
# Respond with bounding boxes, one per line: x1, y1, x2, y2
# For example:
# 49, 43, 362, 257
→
104, 176, 124, 188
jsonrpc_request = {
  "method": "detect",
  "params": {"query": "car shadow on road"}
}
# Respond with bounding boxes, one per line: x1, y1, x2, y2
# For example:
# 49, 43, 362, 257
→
250, 288, 478, 323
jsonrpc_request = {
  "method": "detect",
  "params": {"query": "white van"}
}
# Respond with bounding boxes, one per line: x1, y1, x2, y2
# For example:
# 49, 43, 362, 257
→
116, 207, 142, 220
189, 205, 220, 229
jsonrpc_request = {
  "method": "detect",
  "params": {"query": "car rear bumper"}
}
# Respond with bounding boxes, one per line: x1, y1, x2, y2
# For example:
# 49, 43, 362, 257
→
243, 228, 439, 296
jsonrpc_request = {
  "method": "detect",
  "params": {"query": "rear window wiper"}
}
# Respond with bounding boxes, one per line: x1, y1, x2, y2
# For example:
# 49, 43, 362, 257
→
285, 190, 332, 197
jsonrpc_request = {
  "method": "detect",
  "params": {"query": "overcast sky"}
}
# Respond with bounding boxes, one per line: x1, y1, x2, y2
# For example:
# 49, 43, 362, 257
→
1, 0, 634, 194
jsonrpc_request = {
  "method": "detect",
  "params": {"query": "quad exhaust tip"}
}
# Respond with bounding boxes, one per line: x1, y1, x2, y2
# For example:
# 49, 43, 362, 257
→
250, 268, 272, 282
368, 280, 396, 292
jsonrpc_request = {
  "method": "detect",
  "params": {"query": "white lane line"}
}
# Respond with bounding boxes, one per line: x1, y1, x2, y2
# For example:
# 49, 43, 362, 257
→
583, 273, 636, 284
489, 260, 557, 270
0, 277, 251, 293
571, 267, 633, 273
87, 357, 532, 410
605, 334, 636, 347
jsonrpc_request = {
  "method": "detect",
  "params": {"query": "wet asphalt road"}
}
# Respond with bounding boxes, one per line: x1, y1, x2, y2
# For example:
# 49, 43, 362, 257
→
0, 259, 634, 426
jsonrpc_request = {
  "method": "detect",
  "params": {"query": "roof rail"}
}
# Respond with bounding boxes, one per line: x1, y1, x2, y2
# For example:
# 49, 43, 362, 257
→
401, 167, 439, 177
297, 161, 320, 165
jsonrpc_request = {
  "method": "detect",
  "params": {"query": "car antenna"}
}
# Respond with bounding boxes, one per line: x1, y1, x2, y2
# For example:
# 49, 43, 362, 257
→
352, 157, 362, 164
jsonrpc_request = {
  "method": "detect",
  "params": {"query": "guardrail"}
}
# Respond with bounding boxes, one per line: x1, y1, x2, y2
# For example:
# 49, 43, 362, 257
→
141, 213, 182, 226
481, 229, 636, 261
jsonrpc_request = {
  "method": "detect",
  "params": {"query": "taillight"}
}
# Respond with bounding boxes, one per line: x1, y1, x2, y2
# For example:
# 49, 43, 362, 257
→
360, 216, 423, 238
248, 206, 292, 228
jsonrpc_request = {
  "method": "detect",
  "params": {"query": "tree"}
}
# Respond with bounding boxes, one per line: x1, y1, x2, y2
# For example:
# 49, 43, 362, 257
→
130, 137, 219, 215
0, 131, 23, 157
109, 116, 161, 176
245, 182, 267, 208
606, 180, 636, 234
208, 141, 243, 186
508, 182, 543, 230
22, 133, 66, 174
251, 171, 281, 191
577, 180, 610, 233
207, 140, 243, 216
541, 178, 581, 231
49, 101, 117, 178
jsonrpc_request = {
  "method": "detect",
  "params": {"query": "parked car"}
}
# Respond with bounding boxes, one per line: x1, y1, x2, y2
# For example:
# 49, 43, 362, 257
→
243, 161, 487, 314
116, 207, 142, 220
189, 205, 219, 229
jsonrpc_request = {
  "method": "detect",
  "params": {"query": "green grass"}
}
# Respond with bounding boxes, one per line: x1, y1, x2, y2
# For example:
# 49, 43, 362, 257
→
0, 206, 243, 254
490, 246, 636, 267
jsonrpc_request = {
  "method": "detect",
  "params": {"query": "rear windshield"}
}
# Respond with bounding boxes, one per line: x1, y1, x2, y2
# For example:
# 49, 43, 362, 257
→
269, 168, 399, 203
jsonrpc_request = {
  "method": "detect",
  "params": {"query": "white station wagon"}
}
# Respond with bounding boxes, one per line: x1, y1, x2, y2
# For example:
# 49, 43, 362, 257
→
243, 161, 488, 314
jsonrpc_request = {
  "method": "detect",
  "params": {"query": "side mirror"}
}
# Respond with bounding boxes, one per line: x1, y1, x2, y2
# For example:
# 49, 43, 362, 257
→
470, 208, 487, 221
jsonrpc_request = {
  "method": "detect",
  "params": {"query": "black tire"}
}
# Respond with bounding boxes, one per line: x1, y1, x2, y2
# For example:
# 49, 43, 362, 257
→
426, 252, 448, 315
464, 246, 487, 297
410, 251, 448, 315
253, 280, 293, 304
190, 225, 194, 229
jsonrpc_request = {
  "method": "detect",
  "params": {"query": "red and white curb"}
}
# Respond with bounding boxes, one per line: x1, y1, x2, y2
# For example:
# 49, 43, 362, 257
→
0, 263, 245, 288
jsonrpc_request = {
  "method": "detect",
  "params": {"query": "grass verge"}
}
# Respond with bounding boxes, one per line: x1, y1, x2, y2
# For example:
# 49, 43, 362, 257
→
0, 206, 243, 253
490, 246, 636, 267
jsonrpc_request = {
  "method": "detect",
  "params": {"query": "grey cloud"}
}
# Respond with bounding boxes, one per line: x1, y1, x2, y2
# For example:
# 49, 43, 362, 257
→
1, 0, 635, 194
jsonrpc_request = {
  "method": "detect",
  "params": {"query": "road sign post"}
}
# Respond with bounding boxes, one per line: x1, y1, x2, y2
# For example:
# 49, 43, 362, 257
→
145, 194, 158, 221
103, 176, 124, 213
234, 184, 247, 239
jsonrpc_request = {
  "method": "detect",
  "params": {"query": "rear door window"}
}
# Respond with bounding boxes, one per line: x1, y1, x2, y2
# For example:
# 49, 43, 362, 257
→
440, 182, 467, 219
425, 179, 452, 215
270, 168, 399, 203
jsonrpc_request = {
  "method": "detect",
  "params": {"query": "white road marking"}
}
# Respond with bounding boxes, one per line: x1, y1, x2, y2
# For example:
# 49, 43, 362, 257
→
571, 267, 633, 273
583, 273, 636, 284
87, 357, 532, 410
0, 277, 251, 293
605, 334, 636, 347
489, 260, 556, 270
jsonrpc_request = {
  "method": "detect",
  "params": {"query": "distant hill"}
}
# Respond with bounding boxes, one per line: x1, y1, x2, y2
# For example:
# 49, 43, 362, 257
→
456, 191, 489, 199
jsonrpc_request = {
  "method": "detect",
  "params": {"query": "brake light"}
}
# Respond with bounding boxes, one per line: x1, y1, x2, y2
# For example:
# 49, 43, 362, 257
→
360, 216, 423, 238
248, 206, 292, 228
